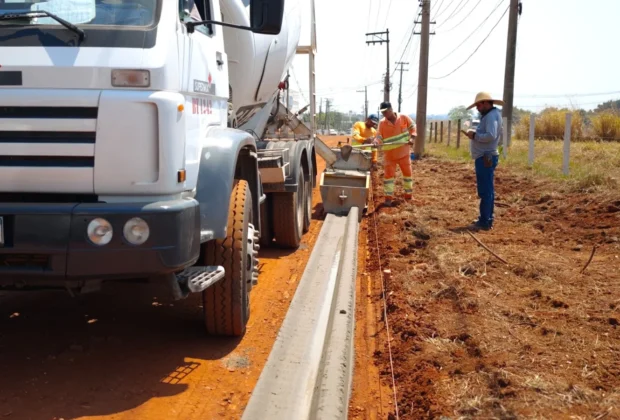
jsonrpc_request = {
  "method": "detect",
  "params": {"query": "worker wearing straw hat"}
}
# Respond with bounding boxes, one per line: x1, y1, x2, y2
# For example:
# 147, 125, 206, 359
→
464, 92, 504, 231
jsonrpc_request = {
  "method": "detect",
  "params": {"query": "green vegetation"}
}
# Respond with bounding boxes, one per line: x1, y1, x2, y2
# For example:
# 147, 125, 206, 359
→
425, 101, 620, 191
427, 139, 620, 192
447, 105, 473, 122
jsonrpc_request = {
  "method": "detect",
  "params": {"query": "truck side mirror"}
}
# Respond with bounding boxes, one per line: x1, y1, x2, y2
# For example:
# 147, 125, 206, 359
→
250, 0, 284, 35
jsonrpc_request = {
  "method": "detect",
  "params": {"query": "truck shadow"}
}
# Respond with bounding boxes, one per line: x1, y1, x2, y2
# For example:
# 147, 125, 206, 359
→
312, 202, 325, 220
0, 283, 242, 419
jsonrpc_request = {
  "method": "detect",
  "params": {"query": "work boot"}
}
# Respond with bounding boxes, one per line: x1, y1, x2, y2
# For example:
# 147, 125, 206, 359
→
467, 221, 492, 232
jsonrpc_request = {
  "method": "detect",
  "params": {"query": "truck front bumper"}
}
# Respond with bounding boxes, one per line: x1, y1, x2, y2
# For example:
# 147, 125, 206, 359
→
0, 198, 200, 281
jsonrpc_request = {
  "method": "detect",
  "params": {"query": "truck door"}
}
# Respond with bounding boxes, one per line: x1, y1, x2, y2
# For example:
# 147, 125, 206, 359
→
178, 0, 227, 189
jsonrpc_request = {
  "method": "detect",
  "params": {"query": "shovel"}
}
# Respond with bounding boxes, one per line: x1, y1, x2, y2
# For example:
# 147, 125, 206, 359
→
340, 139, 410, 161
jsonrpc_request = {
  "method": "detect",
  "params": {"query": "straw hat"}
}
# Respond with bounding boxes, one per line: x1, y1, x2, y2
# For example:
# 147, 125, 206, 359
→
467, 92, 505, 110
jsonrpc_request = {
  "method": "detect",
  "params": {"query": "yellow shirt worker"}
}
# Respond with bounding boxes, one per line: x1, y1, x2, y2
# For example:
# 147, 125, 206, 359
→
351, 114, 379, 164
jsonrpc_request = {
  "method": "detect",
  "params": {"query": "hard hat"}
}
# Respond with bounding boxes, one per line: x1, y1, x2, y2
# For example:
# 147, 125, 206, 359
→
379, 102, 392, 112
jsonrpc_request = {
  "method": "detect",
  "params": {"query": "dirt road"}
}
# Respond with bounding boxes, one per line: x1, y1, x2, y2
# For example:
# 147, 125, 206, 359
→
364, 155, 620, 418
0, 137, 341, 420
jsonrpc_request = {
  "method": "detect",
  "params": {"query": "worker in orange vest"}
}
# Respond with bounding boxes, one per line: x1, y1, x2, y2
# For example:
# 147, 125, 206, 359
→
373, 102, 416, 206
351, 114, 379, 165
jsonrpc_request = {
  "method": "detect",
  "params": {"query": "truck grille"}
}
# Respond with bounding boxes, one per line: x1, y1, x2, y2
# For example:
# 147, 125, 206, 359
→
0, 106, 97, 169
0, 106, 98, 119
0, 156, 94, 167
0, 131, 95, 144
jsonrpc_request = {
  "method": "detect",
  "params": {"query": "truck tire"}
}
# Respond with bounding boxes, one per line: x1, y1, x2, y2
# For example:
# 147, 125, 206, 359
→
203, 180, 252, 337
259, 194, 273, 247
272, 171, 304, 249
302, 172, 312, 233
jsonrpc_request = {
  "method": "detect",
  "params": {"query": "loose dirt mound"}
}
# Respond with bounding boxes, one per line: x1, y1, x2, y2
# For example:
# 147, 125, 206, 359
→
366, 156, 620, 419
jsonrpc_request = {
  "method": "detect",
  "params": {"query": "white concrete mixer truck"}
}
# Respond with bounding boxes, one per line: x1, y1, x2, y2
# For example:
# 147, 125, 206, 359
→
0, 0, 318, 336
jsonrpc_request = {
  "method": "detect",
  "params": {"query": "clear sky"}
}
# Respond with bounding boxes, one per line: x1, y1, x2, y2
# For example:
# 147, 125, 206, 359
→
290, 0, 620, 116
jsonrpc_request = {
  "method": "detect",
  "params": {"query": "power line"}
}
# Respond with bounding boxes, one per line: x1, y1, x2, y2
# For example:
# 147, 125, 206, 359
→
430, 0, 504, 68
289, 65, 308, 104
399, 85, 620, 99
373, 0, 381, 30
394, 20, 416, 59
430, 5, 509, 80
390, 1, 422, 79
399, 28, 422, 90
363, 0, 374, 84
516, 100, 616, 109
382, 0, 393, 29
438, 0, 484, 33
302, 79, 384, 96
391, 23, 417, 79
431, 0, 446, 16
434, 0, 455, 19
436, 0, 468, 27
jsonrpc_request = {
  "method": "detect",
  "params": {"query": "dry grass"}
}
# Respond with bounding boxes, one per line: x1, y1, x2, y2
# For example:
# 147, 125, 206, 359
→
591, 111, 620, 140
427, 139, 620, 192
514, 108, 584, 140
369, 155, 620, 419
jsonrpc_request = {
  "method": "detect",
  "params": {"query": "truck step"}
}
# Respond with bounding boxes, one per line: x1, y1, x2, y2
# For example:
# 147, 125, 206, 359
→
177, 266, 225, 293
258, 156, 283, 168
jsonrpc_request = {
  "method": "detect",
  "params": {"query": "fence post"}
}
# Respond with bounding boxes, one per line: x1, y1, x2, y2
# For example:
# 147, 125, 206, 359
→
440, 121, 444, 143
434, 122, 438, 143
502, 117, 508, 159
457, 119, 461, 149
563, 113, 572, 176
429, 120, 432, 141
447, 120, 452, 146
528, 113, 535, 166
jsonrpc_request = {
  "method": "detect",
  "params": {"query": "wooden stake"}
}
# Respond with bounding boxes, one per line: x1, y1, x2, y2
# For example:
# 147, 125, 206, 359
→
580, 245, 597, 274
466, 231, 509, 265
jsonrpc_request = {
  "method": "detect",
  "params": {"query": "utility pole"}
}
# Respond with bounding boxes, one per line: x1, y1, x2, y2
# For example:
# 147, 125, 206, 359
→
414, 0, 432, 157
395, 62, 409, 112
365, 29, 391, 102
356, 87, 368, 118
324, 99, 331, 131
502, 0, 521, 147
318, 98, 323, 133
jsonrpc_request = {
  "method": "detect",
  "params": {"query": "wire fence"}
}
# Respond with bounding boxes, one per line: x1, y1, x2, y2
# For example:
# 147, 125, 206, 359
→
426, 113, 620, 178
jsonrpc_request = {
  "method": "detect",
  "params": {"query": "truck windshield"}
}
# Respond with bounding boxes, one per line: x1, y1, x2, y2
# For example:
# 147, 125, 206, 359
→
0, 0, 156, 27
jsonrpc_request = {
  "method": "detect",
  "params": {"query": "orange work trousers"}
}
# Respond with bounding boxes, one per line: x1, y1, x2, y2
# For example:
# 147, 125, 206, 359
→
383, 155, 413, 196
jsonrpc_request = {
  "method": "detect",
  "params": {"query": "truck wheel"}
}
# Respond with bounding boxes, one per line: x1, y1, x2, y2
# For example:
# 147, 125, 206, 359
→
259, 194, 273, 247
302, 172, 312, 233
203, 180, 253, 337
272, 171, 304, 248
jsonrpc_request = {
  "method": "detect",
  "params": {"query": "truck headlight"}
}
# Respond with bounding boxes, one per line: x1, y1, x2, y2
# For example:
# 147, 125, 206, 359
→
123, 217, 150, 245
111, 69, 150, 88
87, 218, 113, 246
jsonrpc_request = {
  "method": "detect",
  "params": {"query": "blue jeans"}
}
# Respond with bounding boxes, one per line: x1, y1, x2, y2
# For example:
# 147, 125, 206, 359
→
474, 154, 499, 227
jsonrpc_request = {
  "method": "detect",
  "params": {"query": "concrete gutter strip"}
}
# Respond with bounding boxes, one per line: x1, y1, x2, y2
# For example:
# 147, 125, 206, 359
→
312, 207, 359, 419
242, 213, 346, 419
242, 209, 359, 420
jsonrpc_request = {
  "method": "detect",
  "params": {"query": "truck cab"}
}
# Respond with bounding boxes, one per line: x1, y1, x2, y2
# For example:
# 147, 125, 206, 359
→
0, 0, 311, 337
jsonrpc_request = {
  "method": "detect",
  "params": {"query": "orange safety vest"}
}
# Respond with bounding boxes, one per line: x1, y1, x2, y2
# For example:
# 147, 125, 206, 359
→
377, 113, 416, 161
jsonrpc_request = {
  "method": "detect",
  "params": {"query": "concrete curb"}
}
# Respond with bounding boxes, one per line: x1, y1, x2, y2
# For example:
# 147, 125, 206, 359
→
242, 207, 360, 420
